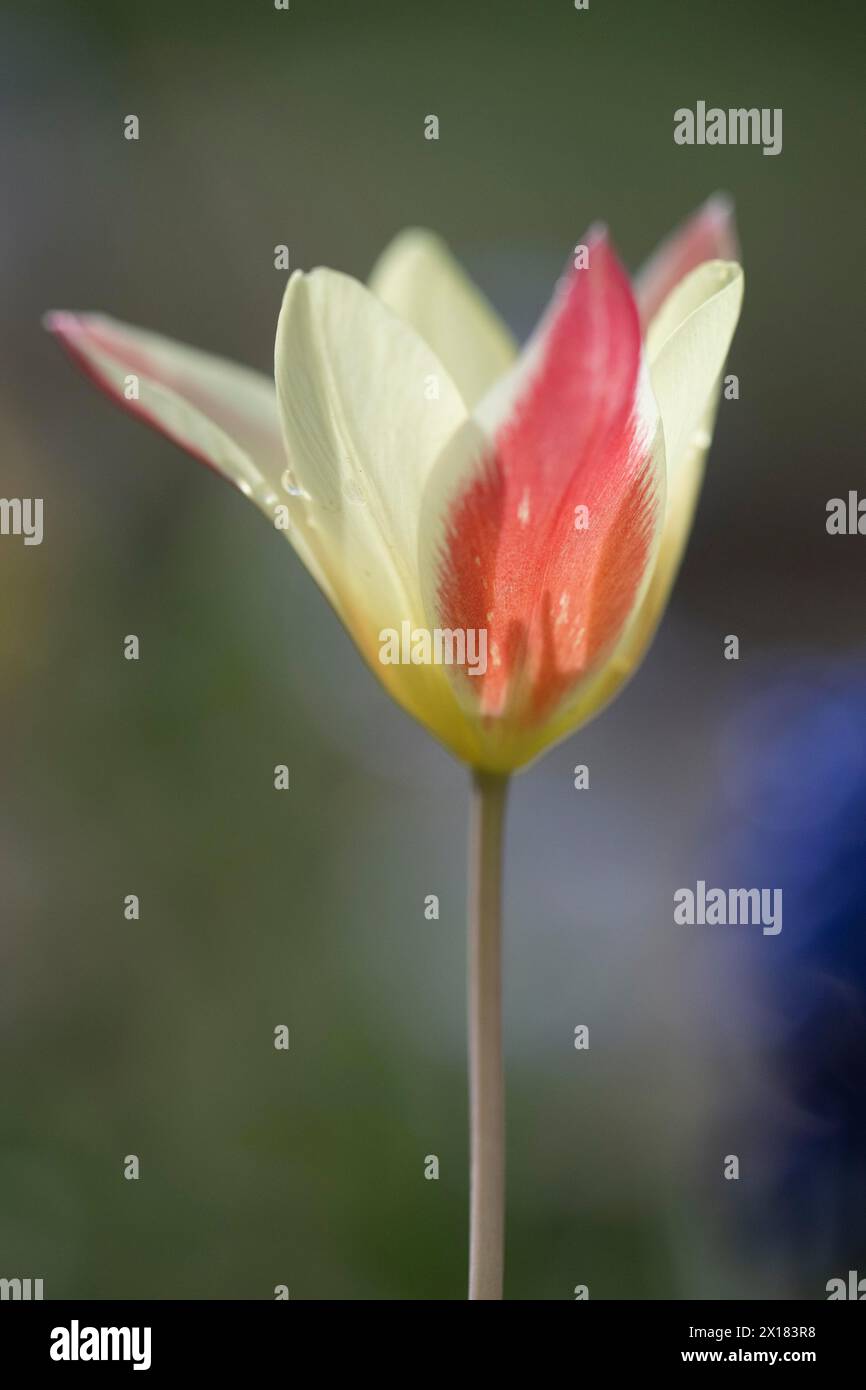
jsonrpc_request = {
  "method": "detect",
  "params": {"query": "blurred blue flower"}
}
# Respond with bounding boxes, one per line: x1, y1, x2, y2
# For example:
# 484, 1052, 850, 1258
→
721, 654, 866, 1284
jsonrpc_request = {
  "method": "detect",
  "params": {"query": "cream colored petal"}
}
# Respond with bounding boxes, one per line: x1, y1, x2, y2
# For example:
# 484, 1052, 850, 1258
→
274, 267, 483, 761
646, 259, 743, 470
45, 311, 335, 601
369, 229, 517, 409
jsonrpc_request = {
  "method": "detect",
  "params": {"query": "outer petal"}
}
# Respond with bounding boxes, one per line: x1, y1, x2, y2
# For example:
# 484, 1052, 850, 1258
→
274, 267, 482, 761
554, 259, 745, 738
634, 193, 739, 330
44, 311, 334, 599
421, 230, 666, 771
369, 229, 517, 410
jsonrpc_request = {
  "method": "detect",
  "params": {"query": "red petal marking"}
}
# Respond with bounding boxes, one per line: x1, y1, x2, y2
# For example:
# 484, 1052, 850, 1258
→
437, 232, 659, 726
635, 194, 739, 331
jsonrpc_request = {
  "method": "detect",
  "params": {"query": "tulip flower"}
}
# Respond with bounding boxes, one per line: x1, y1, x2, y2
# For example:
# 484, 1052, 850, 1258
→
46, 194, 743, 1300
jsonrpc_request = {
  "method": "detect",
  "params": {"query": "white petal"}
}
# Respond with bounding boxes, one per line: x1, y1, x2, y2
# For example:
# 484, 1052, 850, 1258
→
369, 230, 517, 409
646, 258, 744, 480
45, 311, 334, 599
274, 267, 483, 754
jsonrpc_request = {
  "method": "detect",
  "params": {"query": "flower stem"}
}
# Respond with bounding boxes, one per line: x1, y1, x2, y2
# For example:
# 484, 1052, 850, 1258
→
467, 769, 509, 1300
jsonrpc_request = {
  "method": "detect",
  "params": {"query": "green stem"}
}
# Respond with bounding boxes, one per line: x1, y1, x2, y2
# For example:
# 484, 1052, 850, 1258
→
467, 769, 509, 1300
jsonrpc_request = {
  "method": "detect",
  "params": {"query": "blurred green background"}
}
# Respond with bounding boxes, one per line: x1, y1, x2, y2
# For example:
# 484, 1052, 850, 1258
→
0, 0, 863, 1299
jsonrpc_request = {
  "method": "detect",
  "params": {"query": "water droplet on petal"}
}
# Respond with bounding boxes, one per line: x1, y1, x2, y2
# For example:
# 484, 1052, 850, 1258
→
281, 467, 309, 499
